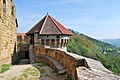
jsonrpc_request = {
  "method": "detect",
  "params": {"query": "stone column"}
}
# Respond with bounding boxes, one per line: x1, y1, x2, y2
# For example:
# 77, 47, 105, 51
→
66, 39, 69, 46
34, 33, 38, 45
54, 39, 57, 48
65, 39, 67, 47
44, 39, 46, 46
62, 39, 64, 48
29, 45, 35, 64
53, 39, 55, 48
39, 39, 41, 45
50, 39, 52, 48
59, 39, 61, 48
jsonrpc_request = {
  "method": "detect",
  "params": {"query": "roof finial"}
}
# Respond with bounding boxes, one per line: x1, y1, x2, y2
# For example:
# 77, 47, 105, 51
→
47, 13, 48, 15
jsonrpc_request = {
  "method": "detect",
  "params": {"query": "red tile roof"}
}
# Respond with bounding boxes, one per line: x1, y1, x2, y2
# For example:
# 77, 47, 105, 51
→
26, 14, 73, 35
17, 33, 25, 40
49, 15, 73, 35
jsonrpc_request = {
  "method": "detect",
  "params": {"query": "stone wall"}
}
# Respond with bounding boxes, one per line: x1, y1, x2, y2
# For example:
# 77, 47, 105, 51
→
0, 0, 17, 65
45, 48, 78, 80
33, 46, 78, 80
33, 46, 114, 80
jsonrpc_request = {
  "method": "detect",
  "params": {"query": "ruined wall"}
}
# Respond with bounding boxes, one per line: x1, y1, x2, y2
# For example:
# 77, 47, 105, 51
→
0, 0, 17, 65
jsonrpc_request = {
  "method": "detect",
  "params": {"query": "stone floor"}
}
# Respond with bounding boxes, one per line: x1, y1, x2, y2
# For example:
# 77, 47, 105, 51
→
0, 63, 66, 80
77, 67, 120, 80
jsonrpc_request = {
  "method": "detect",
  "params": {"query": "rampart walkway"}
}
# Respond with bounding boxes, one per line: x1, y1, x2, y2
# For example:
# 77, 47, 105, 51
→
30, 46, 120, 80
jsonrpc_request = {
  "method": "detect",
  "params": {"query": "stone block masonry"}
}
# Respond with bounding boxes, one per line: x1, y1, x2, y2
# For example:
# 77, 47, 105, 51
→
0, 0, 17, 65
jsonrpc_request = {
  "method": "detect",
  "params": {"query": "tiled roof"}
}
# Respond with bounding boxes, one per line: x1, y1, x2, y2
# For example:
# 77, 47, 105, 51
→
26, 14, 73, 35
27, 16, 46, 34
17, 33, 25, 40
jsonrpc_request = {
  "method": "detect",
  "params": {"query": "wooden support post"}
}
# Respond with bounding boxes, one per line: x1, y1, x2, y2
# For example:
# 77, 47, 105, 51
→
34, 34, 38, 45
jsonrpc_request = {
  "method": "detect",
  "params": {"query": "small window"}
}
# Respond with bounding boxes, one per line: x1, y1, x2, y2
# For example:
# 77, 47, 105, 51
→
47, 35, 49, 38
56, 35, 60, 38
11, 6, 14, 17
3, 0, 6, 14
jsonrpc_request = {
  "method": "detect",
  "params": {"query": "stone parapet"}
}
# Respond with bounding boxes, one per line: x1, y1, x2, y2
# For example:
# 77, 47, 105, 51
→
33, 46, 116, 80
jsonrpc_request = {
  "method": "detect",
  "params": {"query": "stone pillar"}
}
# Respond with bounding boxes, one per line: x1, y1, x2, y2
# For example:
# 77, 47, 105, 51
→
63, 39, 67, 51
39, 39, 41, 45
55, 39, 57, 48
53, 39, 55, 48
34, 33, 38, 45
50, 39, 52, 48
29, 45, 35, 64
62, 39, 65, 48
44, 39, 46, 46
59, 39, 61, 48
65, 39, 67, 47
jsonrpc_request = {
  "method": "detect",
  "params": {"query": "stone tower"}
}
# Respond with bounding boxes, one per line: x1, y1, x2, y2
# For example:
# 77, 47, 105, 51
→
26, 14, 73, 51
0, 0, 18, 65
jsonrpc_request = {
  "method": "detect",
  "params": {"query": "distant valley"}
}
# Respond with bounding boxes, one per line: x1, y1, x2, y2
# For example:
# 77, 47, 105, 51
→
100, 39, 120, 47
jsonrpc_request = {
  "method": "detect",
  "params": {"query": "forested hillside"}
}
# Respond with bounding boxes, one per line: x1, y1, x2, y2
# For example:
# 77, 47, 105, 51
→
67, 29, 120, 75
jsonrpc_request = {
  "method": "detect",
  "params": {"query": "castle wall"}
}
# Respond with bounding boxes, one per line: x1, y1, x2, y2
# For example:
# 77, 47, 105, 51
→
33, 46, 78, 80
0, 0, 17, 65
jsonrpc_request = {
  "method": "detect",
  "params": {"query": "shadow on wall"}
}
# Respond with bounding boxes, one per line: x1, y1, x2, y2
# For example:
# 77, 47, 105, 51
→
11, 43, 19, 65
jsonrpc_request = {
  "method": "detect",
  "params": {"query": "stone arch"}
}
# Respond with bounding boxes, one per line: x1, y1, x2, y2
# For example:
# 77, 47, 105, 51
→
3, 0, 6, 14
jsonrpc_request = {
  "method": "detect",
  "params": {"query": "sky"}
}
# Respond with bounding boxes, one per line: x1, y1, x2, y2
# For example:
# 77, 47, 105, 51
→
14, 0, 120, 39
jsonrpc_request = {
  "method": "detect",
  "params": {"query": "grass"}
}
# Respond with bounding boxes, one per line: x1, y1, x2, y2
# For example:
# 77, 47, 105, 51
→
22, 67, 40, 77
0, 64, 11, 73
9, 76, 38, 80
9, 67, 40, 80
51, 68, 59, 76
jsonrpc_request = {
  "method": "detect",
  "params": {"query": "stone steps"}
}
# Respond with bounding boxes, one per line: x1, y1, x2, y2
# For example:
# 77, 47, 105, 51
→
19, 59, 30, 64
45, 56, 66, 74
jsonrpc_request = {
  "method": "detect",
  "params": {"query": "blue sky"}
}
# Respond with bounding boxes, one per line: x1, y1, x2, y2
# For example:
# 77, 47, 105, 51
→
14, 0, 120, 39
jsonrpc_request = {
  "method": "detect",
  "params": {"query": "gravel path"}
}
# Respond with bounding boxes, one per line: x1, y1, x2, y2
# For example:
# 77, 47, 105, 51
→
0, 63, 66, 80
0, 64, 33, 80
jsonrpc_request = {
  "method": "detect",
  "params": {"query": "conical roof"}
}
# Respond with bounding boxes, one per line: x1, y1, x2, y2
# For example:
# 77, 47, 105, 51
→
26, 14, 73, 35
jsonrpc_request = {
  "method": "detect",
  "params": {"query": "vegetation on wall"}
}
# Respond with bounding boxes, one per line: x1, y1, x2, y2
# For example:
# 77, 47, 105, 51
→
67, 29, 120, 75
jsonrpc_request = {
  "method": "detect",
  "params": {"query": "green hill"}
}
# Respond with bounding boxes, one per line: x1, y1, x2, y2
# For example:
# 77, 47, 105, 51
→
67, 29, 120, 75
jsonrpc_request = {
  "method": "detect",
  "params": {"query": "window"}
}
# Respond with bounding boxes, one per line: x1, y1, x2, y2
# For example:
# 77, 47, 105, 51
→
47, 35, 49, 38
11, 6, 15, 17
3, 0, 6, 14
56, 35, 60, 38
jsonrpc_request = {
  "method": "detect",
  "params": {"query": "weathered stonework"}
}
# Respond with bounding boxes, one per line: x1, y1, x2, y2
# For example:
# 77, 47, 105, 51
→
0, 0, 17, 65
33, 46, 120, 80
